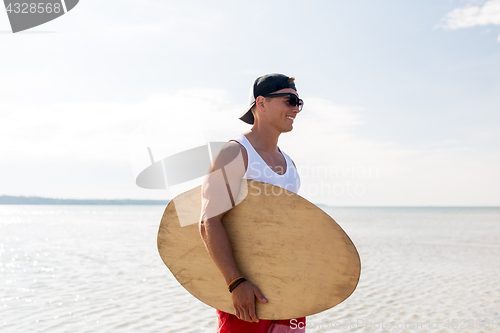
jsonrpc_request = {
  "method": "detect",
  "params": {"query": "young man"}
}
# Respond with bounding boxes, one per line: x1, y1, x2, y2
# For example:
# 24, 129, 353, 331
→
199, 74, 305, 332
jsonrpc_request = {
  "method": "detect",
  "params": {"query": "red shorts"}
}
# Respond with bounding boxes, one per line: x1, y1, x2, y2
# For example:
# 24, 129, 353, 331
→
216, 310, 306, 333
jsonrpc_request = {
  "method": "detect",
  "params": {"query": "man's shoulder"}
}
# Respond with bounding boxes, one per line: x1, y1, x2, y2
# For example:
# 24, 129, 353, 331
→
220, 140, 245, 156
213, 140, 248, 170
227, 140, 247, 152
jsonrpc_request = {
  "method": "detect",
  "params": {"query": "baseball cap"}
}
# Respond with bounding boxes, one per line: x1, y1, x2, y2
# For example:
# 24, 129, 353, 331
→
239, 73, 297, 124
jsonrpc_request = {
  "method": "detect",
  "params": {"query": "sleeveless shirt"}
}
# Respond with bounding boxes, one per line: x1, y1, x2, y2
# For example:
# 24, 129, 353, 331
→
231, 134, 300, 194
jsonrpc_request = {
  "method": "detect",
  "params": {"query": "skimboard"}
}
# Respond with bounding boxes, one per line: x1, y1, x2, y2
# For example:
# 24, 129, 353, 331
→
157, 180, 360, 320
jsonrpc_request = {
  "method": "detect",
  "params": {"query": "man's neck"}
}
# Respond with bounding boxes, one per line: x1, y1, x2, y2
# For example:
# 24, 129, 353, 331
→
244, 125, 280, 153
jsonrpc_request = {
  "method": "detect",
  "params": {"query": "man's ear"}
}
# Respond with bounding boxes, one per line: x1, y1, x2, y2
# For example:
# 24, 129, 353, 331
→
255, 96, 266, 113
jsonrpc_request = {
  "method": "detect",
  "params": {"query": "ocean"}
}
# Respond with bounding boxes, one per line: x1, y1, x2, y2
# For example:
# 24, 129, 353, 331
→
1, 205, 499, 332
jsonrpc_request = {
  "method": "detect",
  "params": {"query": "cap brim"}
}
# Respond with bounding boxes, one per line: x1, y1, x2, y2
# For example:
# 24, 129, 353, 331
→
239, 102, 255, 124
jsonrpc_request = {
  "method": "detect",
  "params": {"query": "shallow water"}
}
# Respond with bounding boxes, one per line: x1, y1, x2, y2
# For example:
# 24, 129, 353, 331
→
1, 206, 499, 332
306, 207, 500, 333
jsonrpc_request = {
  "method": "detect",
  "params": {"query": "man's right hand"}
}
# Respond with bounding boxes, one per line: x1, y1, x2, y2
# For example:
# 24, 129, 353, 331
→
231, 281, 268, 322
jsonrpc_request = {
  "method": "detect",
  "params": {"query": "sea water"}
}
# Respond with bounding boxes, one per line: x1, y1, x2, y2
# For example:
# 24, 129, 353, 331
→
1, 205, 499, 333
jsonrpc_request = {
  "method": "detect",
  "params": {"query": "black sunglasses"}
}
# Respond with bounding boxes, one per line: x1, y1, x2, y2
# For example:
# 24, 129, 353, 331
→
263, 93, 303, 111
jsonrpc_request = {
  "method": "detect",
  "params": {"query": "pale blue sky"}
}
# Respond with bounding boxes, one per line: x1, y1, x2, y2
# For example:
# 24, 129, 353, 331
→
1, 0, 499, 205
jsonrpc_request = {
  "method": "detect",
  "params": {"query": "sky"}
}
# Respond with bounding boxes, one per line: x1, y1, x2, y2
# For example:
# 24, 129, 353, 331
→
0, 0, 499, 206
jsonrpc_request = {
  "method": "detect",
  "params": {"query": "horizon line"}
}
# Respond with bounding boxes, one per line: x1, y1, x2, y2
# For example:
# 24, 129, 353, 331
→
0, 195, 499, 208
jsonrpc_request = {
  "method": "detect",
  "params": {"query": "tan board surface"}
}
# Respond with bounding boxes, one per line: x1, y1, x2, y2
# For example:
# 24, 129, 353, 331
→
157, 180, 360, 320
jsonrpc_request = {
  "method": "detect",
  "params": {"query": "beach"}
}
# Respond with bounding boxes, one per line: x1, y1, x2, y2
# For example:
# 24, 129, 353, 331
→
1, 205, 499, 332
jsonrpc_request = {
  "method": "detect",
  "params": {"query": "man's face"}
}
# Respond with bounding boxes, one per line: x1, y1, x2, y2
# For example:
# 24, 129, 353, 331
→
263, 88, 301, 132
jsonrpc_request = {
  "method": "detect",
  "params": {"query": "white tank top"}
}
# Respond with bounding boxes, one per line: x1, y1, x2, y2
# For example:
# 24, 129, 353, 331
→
231, 134, 300, 194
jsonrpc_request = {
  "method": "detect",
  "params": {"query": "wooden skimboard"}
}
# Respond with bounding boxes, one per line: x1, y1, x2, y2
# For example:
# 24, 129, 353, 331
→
158, 180, 360, 320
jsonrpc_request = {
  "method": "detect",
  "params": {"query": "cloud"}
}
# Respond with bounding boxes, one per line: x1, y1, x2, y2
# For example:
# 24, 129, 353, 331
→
439, 0, 500, 30
0, 88, 246, 163
276, 98, 500, 206
0, 88, 248, 199
1, 89, 499, 205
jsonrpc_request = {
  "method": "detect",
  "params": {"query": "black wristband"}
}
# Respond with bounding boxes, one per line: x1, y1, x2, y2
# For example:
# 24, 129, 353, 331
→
229, 278, 246, 293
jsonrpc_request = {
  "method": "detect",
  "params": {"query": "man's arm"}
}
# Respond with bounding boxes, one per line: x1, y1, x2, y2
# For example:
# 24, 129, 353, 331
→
199, 142, 267, 323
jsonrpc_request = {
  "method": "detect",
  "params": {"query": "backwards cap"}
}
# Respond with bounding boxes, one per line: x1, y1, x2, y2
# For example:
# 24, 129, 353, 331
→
239, 73, 297, 124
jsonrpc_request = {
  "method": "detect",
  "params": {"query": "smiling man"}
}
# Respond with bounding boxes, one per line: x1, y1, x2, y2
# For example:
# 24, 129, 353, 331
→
199, 74, 305, 332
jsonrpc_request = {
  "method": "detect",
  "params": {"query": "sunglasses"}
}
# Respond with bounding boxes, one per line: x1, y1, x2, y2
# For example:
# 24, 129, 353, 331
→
263, 93, 303, 111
